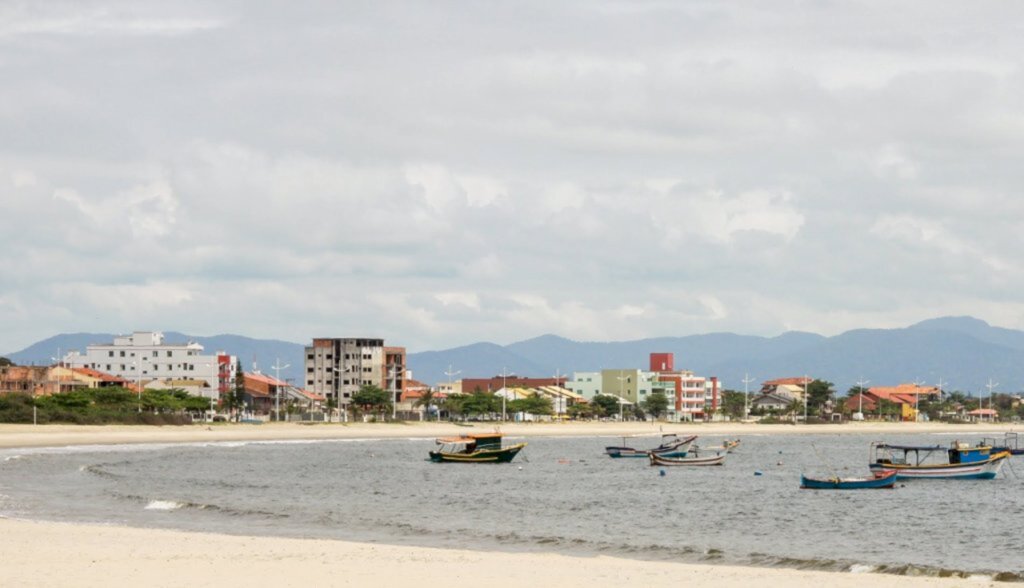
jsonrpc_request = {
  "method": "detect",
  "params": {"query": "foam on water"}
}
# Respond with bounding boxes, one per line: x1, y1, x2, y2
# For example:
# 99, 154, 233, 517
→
848, 564, 876, 574
144, 500, 183, 511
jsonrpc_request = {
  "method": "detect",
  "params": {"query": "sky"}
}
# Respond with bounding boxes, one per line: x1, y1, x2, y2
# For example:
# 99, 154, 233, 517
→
3, 1, 1024, 354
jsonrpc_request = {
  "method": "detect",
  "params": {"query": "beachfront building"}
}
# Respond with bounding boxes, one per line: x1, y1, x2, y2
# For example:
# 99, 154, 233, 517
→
304, 338, 406, 419
648, 353, 719, 422
566, 372, 601, 399
758, 377, 813, 402
0, 365, 49, 395
61, 332, 237, 401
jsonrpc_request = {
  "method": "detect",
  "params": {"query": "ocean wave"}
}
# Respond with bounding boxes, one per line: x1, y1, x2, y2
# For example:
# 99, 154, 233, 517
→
144, 500, 184, 511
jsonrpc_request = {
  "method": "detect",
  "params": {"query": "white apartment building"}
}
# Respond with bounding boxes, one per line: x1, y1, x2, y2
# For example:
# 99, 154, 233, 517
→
62, 332, 236, 400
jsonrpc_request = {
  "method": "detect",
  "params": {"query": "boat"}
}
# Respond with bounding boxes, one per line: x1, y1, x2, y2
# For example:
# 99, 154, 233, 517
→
691, 439, 741, 454
801, 469, 897, 490
869, 441, 1010, 479
980, 432, 1024, 456
605, 434, 696, 458
429, 432, 526, 463
649, 451, 726, 467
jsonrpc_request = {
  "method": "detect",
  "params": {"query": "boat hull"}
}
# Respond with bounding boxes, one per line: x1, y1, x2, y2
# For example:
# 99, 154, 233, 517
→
429, 443, 526, 463
869, 452, 1009, 480
801, 470, 897, 489
649, 453, 725, 467
606, 435, 696, 458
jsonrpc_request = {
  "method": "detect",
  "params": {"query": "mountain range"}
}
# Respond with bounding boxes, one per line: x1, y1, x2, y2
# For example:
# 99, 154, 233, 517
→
5, 316, 1024, 394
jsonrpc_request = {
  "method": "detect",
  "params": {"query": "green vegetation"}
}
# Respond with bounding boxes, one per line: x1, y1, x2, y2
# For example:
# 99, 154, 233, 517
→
0, 356, 13, 367
0, 386, 205, 425
641, 391, 669, 419
351, 383, 392, 419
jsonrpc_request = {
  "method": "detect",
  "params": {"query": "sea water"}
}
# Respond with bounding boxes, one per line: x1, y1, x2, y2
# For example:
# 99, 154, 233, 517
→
1, 432, 1021, 581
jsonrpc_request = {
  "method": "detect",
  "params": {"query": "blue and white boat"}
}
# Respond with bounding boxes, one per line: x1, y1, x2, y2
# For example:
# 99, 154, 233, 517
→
605, 434, 696, 458
869, 441, 1010, 480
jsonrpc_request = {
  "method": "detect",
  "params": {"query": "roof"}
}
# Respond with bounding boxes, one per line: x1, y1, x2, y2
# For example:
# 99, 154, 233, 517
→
762, 377, 812, 387
70, 367, 126, 383
246, 373, 286, 386
968, 408, 998, 415
868, 383, 940, 400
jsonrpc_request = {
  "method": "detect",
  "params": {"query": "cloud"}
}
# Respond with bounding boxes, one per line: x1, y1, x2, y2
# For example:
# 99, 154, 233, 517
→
6, 1, 1024, 355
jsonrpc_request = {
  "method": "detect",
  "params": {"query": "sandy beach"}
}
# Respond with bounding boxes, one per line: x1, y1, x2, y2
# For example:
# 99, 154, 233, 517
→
1, 421, 1013, 587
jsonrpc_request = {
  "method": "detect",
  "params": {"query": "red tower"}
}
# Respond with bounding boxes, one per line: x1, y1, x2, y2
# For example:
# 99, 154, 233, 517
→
649, 352, 674, 373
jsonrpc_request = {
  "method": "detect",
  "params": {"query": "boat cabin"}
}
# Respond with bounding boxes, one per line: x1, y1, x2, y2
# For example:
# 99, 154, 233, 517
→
872, 442, 992, 467
435, 433, 503, 454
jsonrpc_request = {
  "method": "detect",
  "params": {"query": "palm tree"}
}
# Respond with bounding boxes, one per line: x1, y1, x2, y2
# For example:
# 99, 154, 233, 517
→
414, 389, 436, 421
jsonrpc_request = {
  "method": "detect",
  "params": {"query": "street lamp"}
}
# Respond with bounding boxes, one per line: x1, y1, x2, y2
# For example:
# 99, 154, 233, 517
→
803, 375, 809, 423
499, 367, 513, 422
986, 378, 998, 414
616, 370, 628, 421
388, 364, 402, 421
270, 358, 290, 423
50, 349, 62, 394
330, 366, 352, 423
445, 364, 460, 421
742, 373, 755, 420
132, 357, 148, 412
855, 377, 869, 421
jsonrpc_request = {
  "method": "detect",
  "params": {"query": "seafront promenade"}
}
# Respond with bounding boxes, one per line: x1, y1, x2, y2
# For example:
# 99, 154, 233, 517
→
1, 421, 1014, 588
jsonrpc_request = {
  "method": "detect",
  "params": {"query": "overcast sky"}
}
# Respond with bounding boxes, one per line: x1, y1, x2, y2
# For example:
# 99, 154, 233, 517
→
3, 1, 1024, 354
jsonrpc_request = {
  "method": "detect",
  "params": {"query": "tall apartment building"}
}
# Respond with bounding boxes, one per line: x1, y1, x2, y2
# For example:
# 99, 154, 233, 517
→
62, 332, 236, 400
649, 352, 718, 422
305, 338, 405, 416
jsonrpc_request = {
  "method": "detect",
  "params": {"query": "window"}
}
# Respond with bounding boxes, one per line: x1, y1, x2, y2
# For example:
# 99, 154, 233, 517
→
166, 351, 172, 357
307, 380, 314, 386
307, 367, 314, 373
152, 351, 158, 357
120, 351, 125, 357
108, 351, 114, 357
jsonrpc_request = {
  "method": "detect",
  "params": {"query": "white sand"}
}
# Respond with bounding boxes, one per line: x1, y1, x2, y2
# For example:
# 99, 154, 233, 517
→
0, 421, 1012, 587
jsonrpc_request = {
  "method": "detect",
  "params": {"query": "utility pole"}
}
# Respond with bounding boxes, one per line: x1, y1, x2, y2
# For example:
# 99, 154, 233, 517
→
270, 358, 290, 422
499, 367, 512, 422
445, 364, 461, 420
803, 375, 809, 423
986, 378, 999, 414
741, 373, 755, 420
912, 378, 925, 422
855, 377, 870, 421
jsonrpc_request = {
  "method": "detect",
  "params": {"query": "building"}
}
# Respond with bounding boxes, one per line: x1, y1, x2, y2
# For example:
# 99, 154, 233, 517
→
759, 377, 813, 401
648, 353, 718, 422
461, 376, 568, 394
62, 332, 236, 400
0, 365, 49, 395
304, 338, 406, 418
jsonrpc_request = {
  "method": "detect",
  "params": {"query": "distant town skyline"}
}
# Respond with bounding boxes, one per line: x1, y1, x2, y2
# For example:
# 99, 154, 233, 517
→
4, 2, 1024, 355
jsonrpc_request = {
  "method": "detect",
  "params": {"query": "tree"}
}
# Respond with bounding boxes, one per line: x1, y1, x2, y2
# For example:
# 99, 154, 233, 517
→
806, 380, 834, 415
591, 394, 621, 418
0, 357, 13, 367
414, 389, 437, 421
641, 391, 670, 419
351, 384, 391, 419
228, 362, 247, 421
462, 389, 498, 419
719, 390, 747, 420
509, 392, 553, 419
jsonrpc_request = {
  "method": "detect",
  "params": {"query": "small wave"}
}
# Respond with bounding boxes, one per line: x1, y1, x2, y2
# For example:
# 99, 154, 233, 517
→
2, 455, 23, 462
145, 500, 184, 511
849, 564, 876, 574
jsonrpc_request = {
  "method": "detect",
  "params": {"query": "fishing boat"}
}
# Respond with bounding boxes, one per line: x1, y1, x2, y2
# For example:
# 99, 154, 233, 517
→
691, 439, 741, 454
868, 441, 1010, 479
801, 469, 897, 490
980, 432, 1024, 456
429, 432, 526, 463
605, 434, 696, 458
649, 451, 726, 466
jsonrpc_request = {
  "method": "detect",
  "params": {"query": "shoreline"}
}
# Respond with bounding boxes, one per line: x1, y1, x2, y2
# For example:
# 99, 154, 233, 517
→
1, 421, 1014, 587
1, 420, 1017, 450
0, 517, 1002, 588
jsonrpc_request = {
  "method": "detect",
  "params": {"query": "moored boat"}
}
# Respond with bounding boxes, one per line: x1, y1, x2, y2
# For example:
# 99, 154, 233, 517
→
429, 433, 526, 463
980, 432, 1024, 456
649, 451, 726, 467
801, 469, 897, 490
605, 434, 696, 458
869, 441, 1010, 480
